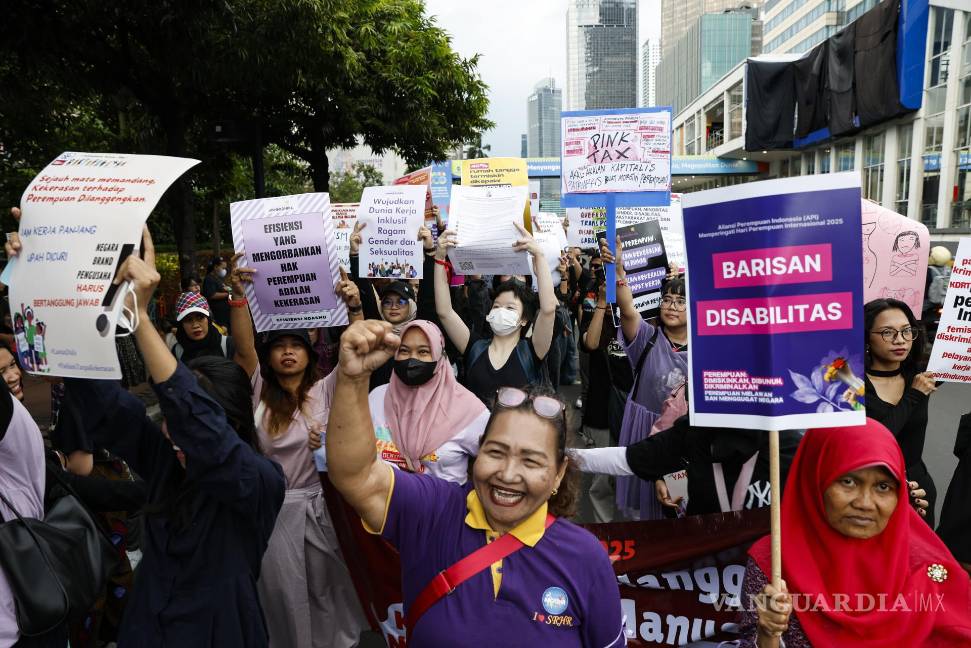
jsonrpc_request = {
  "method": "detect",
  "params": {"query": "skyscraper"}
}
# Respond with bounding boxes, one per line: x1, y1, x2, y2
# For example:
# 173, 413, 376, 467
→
640, 38, 661, 106
566, 0, 638, 111
527, 78, 562, 158
660, 0, 758, 57
521, 134, 528, 158
762, 0, 877, 55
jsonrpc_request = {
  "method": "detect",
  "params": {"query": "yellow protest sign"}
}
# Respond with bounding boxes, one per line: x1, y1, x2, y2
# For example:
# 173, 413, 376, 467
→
460, 157, 528, 187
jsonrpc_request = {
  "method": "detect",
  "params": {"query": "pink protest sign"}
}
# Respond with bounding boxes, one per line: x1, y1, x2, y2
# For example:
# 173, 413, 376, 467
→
861, 199, 929, 317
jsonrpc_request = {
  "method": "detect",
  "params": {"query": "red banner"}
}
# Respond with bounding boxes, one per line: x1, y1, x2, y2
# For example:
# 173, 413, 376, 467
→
320, 475, 769, 647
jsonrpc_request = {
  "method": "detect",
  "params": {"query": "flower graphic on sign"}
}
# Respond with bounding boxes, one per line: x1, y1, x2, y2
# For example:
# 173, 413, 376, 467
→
789, 348, 865, 412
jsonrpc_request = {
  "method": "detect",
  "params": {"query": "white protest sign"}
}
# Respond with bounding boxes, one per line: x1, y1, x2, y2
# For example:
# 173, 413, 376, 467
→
928, 237, 971, 382
357, 185, 426, 279
616, 193, 685, 270
566, 207, 606, 249
560, 109, 672, 194
531, 212, 568, 287
10, 152, 198, 379
331, 203, 358, 269
447, 185, 532, 276
230, 193, 348, 332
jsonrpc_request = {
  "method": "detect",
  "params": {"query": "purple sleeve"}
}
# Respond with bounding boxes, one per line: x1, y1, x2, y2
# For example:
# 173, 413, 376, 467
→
580, 541, 627, 648
617, 318, 657, 373
381, 469, 466, 554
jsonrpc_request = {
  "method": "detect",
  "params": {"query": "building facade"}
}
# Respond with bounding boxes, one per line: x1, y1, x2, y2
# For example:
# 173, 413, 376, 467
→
762, 0, 881, 55
641, 38, 661, 106
326, 137, 406, 184
670, 2, 971, 235
656, 9, 762, 115
527, 78, 562, 157
566, 0, 639, 110
660, 0, 760, 56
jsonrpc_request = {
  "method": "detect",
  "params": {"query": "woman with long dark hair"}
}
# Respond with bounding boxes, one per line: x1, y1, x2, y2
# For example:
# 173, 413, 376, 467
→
231, 262, 367, 648
863, 298, 938, 525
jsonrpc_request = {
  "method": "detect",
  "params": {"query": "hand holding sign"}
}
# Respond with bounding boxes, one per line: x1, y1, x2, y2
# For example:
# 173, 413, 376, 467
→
335, 268, 362, 311
435, 229, 457, 262
418, 225, 434, 252
228, 252, 257, 295
511, 222, 544, 273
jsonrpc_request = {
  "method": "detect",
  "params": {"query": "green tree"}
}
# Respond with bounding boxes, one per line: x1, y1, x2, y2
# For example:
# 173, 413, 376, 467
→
271, 0, 492, 190
328, 163, 384, 203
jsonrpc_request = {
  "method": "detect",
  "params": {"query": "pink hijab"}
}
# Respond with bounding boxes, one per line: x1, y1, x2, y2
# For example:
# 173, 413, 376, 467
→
385, 320, 487, 470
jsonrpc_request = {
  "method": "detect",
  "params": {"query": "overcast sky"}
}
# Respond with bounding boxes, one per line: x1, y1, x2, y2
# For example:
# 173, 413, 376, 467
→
424, 0, 662, 158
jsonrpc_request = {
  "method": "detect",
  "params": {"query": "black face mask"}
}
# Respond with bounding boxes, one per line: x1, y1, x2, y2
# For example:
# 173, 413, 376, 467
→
392, 358, 437, 386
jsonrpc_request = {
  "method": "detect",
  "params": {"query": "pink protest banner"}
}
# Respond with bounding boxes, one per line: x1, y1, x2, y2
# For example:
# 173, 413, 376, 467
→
861, 199, 929, 317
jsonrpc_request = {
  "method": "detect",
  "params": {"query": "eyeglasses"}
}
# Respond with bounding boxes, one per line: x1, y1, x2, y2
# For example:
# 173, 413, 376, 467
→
382, 297, 408, 308
496, 387, 564, 419
870, 327, 919, 342
660, 296, 687, 311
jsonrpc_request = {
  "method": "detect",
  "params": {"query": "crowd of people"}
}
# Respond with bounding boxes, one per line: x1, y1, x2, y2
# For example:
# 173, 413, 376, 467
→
0, 204, 970, 648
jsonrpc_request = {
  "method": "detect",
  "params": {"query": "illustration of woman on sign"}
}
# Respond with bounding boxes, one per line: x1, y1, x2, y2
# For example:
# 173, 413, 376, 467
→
863, 221, 877, 287
890, 230, 921, 277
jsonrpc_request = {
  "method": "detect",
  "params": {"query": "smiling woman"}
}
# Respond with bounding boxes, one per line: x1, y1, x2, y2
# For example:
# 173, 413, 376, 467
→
327, 320, 625, 647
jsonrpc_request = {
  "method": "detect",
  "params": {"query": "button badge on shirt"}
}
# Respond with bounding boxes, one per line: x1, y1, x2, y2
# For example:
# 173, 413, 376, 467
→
531, 586, 574, 627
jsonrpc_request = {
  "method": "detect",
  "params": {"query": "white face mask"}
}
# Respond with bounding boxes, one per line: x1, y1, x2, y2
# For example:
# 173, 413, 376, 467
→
486, 308, 521, 337
115, 283, 140, 338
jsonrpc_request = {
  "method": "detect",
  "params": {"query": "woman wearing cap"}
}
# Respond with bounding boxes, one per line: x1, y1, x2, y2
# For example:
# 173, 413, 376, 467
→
171, 256, 246, 364
232, 264, 367, 648
434, 224, 557, 402
739, 419, 971, 647
328, 320, 625, 647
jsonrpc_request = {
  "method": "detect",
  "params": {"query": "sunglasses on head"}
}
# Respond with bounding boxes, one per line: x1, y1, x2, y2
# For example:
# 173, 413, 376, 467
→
496, 387, 564, 419
382, 296, 409, 308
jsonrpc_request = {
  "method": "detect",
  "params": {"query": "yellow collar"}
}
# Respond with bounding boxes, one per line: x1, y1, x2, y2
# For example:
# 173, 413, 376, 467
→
464, 488, 549, 547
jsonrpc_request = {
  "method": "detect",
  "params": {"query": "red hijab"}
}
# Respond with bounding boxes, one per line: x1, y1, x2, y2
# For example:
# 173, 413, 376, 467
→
385, 320, 486, 471
750, 419, 971, 647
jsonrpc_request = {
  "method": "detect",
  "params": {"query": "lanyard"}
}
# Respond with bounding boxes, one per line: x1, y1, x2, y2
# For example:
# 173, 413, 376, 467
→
712, 452, 759, 513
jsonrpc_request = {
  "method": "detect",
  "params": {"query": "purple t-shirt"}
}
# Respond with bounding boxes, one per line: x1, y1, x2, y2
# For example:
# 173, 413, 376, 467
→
382, 470, 626, 647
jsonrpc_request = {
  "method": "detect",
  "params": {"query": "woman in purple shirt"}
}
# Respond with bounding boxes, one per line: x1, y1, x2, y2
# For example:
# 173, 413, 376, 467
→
600, 237, 688, 520
327, 320, 626, 647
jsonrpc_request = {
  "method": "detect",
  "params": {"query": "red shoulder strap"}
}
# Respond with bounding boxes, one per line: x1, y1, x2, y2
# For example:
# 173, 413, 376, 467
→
405, 514, 555, 635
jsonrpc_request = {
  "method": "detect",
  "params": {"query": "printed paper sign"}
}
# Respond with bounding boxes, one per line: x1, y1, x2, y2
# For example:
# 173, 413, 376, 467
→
357, 185, 426, 279
616, 193, 685, 270
10, 151, 198, 379
683, 173, 865, 431
620, 220, 668, 320
331, 203, 358, 269
531, 212, 568, 286
561, 108, 672, 195
928, 238, 971, 382
447, 185, 532, 276
231, 193, 348, 332
566, 207, 606, 249
861, 199, 929, 317
461, 157, 528, 187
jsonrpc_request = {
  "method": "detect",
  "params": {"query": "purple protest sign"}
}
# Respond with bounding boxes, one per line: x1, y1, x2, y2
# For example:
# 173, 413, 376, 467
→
682, 173, 864, 431
231, 192, 348, 332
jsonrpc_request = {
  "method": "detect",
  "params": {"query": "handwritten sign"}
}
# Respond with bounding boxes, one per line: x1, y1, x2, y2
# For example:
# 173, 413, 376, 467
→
231, 193, 347, 332
561, 109, 672, 195
861, 199, 929, 317
331, 203, 358, 269
10, 152, 199, 379
357, 185, 426, 279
